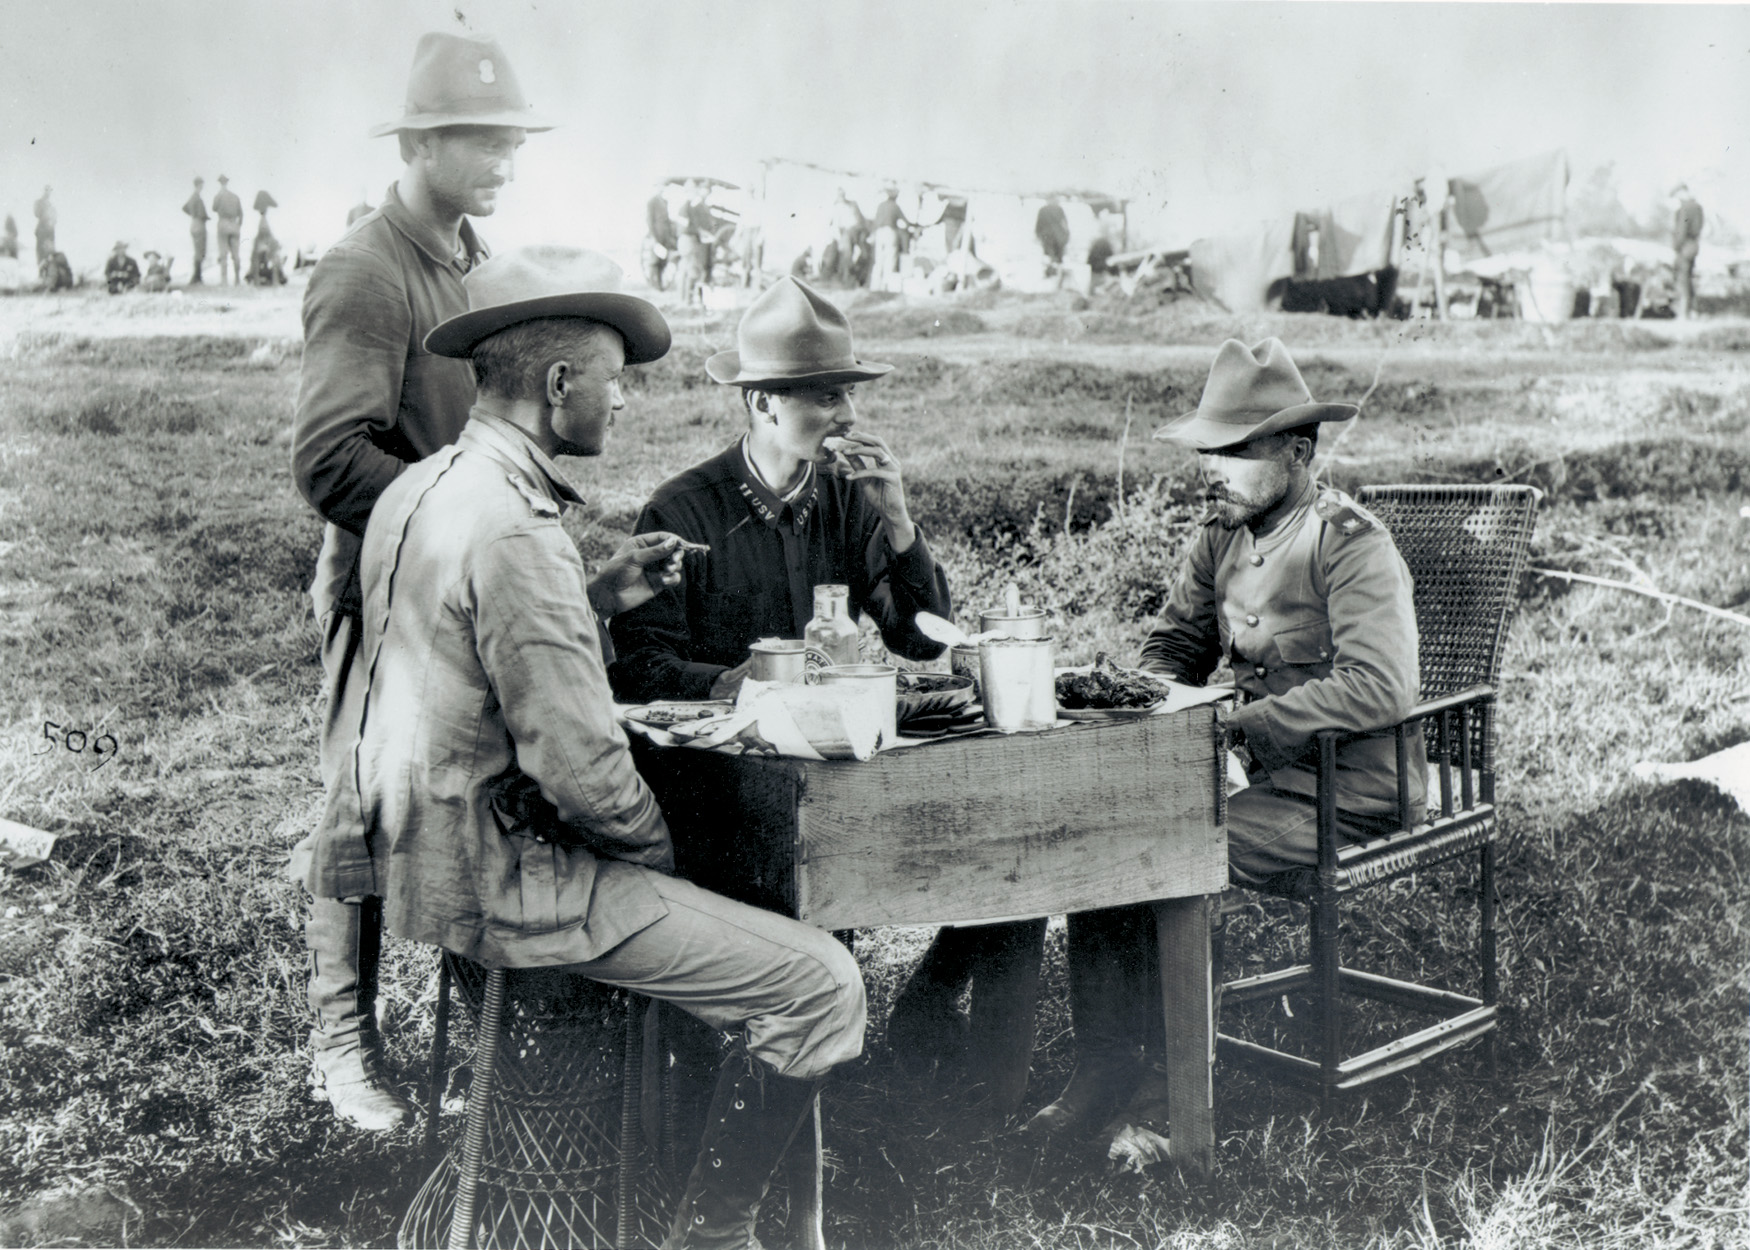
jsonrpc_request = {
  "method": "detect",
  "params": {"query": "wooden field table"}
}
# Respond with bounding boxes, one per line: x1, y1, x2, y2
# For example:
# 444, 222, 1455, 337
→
632, 705, 1229, 1178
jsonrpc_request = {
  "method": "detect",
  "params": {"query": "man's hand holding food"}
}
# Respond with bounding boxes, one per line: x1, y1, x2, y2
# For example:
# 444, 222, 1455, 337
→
823, 430, 916, 553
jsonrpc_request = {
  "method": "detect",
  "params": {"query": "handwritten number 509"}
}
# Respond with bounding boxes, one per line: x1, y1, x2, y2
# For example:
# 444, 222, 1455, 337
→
37, 722, 119, 770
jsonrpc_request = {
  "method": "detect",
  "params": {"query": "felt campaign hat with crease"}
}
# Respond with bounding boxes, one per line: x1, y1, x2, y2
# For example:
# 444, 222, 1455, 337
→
424, 246, 670, 363
705, 277, 892, 388
1153, 337, 1357, 450
369, 31, 555, 137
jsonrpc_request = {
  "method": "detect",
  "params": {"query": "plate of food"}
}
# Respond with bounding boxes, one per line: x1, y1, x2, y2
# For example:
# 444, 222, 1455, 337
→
1054, 653, 1174, 720
620, 701, 736, 732
896, 672, 975, 725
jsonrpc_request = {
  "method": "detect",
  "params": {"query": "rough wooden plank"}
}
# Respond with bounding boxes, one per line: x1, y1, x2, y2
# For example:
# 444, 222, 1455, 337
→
1154, 895, 1216, 1180
794, 711, 1224, 928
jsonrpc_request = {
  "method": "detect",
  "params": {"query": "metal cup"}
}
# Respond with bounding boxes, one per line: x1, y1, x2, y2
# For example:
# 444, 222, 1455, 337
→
748, 638, 807, 685
979, 637, 1055, 732
814, 664, 899, 746
950, 643, 981, 696
979, 606, 1047, 640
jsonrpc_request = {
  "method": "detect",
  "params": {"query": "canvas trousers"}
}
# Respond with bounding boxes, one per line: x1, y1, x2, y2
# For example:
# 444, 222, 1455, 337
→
300, 609, 377, 1064
558, 869, 866, 1081
216, 223, 242, 285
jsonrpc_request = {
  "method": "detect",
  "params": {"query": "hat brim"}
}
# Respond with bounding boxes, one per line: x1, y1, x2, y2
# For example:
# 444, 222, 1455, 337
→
369, 110, 556, 138
1152, 402, 1359, 449
424, 292, 671, 364
704, 350, 893, 388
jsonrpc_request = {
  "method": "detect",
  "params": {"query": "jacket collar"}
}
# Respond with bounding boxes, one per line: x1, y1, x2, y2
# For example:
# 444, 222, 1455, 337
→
730, 435, 816, 533
462, 412, 586, 510
379, 182, 487, 273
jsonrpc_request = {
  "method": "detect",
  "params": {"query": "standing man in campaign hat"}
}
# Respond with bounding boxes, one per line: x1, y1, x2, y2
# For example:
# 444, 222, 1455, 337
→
182, 177, 209, 285
346, 246, 865, 1248
1027, 337, 1424, 1151
289, 28, 554, 1133
212, 175, 244, 285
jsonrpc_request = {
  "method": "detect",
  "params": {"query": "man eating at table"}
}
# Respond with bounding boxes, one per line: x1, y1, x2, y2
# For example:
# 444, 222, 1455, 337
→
1027, 337, 1424, 1150
608, 276, 1046, 1120
333, 246, 867, 1248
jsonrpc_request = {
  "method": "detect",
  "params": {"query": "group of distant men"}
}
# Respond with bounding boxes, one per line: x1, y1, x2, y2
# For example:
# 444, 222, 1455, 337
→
181, 175, 285, 287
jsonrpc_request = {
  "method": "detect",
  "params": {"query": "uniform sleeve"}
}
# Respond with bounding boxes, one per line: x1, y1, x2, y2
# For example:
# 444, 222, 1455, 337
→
473, 524, 674, 870
290, 247, 414, 535
606, 499, 728, 703
1227, 527, 1420, 772
855, 516, 951, 662
1138, 525, 1225, 683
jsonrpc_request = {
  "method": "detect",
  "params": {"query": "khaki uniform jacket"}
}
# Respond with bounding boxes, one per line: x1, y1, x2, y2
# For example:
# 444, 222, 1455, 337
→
323, 414, 672, 967
1141, 486, 1426, 818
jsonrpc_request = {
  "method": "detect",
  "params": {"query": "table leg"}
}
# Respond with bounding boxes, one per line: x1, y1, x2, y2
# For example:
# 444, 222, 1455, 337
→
1153, 896, 1215, 1180
781, 1092, 825, 1250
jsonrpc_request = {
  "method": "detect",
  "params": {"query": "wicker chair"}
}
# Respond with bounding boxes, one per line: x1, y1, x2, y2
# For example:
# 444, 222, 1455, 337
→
1217, 483, 1542, 1099
401, 956, 673, 1250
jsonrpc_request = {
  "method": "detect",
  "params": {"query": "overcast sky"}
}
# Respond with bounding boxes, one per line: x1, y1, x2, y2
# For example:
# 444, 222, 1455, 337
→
2, 0, 1746, 270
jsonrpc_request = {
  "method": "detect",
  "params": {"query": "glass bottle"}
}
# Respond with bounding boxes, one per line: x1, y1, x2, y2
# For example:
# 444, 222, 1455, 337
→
804, 584, 859, 675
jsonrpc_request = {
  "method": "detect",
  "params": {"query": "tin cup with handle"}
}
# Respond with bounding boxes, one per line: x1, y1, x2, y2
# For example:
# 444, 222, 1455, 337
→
748, 638, 808, 685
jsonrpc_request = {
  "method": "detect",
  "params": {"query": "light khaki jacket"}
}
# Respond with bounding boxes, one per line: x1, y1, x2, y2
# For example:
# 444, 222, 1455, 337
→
1142, 486, 1426, 819
326, 414, 672, 967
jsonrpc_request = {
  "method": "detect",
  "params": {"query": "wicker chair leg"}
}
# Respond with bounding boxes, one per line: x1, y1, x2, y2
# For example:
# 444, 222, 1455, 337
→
1481, 842, 1499, 1080
425, 956, 452, 1158
616, 998, 642, 1250
448, 967, 506, 1250
1315, 732, 1342, 1110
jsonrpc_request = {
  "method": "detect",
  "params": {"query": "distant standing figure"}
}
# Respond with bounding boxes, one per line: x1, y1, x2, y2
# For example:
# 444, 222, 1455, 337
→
140, 250, 172, 292
1671, 183, 1704, 320
105, 241, 141, 294
250, 190, 285, 285
33, 186, 56, 267
830, 187, 866, 285
937, 194, 968, 255
869, 183, 911, 292
1, 214, 17, 259
643, 182, 677, 289
1035, 194, 1070, 266
346, 198, 374, 228
183, 177, 209, 284
213, 175, 245, 285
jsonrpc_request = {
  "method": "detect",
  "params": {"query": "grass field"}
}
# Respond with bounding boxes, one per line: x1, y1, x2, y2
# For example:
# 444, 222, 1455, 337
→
0, 289, 1745, 1248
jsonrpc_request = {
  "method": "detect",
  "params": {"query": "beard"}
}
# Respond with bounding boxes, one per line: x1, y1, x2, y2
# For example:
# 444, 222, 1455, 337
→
1206, 482, 1287, 531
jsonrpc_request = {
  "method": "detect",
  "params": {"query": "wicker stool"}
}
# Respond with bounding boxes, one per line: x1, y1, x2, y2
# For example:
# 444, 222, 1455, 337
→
400, 954, 673, 1250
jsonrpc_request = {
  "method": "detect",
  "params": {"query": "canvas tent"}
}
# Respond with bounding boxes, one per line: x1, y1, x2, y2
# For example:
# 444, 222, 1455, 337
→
1188, 149, 1570, 315
755, 157, 1125, 285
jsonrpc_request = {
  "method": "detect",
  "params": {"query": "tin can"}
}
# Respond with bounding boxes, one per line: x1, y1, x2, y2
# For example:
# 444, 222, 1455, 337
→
950, 643, 981, 695
815, 663, 899, 746
979, 605, 1048, 640
748, 638, 808, 684
978, 637, 1055, 732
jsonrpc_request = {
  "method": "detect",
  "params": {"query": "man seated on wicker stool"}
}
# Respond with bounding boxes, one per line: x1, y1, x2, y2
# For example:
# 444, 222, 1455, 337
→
335, 245, 866, 1249
1024, 337, 1425, 1155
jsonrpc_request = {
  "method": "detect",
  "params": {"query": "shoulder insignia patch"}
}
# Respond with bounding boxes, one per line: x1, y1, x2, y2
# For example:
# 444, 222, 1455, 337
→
1314, 489, 1373, 537
509, 474, 561, 518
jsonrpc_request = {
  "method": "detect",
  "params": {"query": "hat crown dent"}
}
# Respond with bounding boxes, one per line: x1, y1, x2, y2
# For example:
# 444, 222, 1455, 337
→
736, 278, 859, 375
1198, 337, 1317, 422
377, 30, 550, 133
463, 245, 627, 309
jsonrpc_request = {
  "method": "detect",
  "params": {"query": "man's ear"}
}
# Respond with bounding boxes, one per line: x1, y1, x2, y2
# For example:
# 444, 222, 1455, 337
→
546, 361, 570, 407
748, 389, 775, 421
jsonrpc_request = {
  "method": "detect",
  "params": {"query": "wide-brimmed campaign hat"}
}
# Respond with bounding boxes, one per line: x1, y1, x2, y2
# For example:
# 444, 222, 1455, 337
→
1153, 337, 1357, 450
369, 32, 555, 138
424, 246, 670, 363
705, 277, 892, 388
